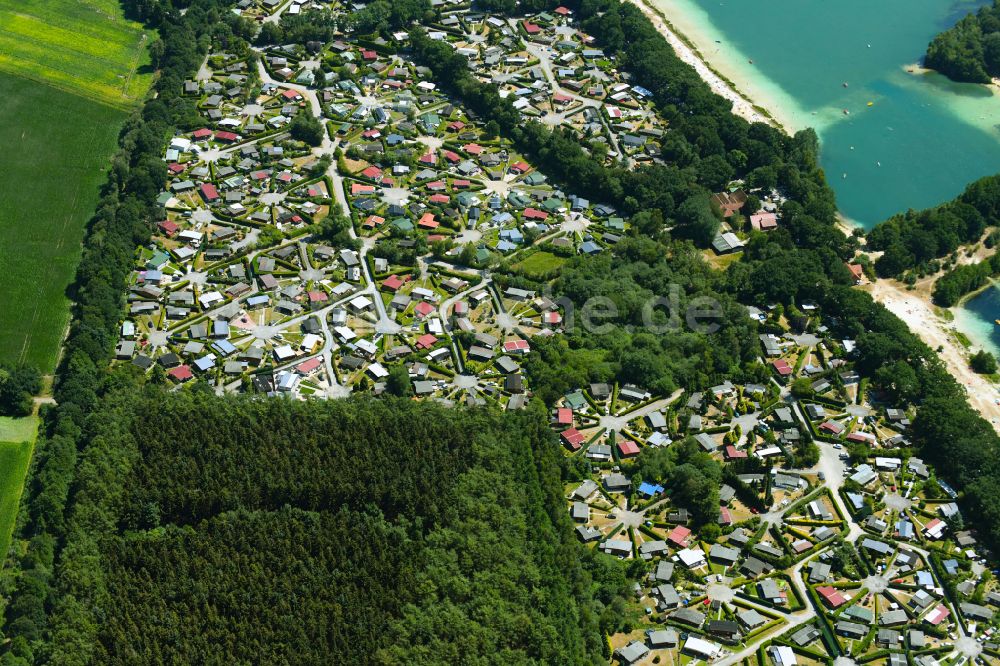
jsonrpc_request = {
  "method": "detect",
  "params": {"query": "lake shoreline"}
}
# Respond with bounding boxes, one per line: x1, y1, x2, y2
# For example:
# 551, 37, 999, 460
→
631, 0, 792, 131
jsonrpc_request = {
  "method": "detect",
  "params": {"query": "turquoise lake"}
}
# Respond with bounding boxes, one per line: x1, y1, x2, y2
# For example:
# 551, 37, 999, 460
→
656, 0, 1000, 228
955, 284, 1000, 356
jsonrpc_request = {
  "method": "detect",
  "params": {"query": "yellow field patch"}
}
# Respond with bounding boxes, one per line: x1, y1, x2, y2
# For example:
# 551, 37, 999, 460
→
0, 0, 154, 108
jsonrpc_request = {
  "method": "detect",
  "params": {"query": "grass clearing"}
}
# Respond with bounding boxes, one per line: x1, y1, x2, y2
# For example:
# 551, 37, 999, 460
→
0, 72, 126, 371
0, 0, 154, 108
0, 439, 36, 561
513, 251, 567, 278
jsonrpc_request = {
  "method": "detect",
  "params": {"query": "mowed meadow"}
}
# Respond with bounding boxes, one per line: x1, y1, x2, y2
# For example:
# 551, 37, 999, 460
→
0, 0, 154, 107
0, 0, 154, 372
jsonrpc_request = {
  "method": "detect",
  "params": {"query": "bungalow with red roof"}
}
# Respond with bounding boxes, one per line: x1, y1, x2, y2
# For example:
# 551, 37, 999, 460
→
503, 339, 530, 354
556, 407, 573, 426
414, 301, 435, 318
296, 357, 322, 375
724, 445, 748, 460
280, 88, 302, 101
510, 161, 531, 174
523, 208, 549, 221
522, 21, 541, 34
351, 183, 375, 195
750, 211, 778, 231
771, 359, 792, 377
428, 193, 450, 204
168, 365, 194, 382
192, 128, 213, 140
667, 525, 691, 548
418, 213, 439, 229
561, 428, 585, 450
214, 130, 239, 143
364, 215, 386, 228
361, 166, 383, 180
816, 586, 846, 609
416, 333, 438, 350
381, 275, 405, 292
618, 440, 640, 457
199, 183, 219, 202
158, 220, 179, 237
463, 143, 483, 155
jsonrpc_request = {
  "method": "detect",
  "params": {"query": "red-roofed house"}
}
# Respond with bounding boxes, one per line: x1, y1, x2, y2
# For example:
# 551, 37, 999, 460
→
362, 49, 377, 61
847, 263, 864, 284
816, 586, 846, 609
503, 339, 530, 354
428, 193, 450, 204
167, 163, 186, 174
522, 21, 541, 34
296, 357, 322, 375
523, 208, 549, 221
199, 183, 219, 202
416, 333, 438, 350
772, 359, 792, 376
158, 220, 179, 237
452, 179, 471, 189
168, 365, 194, 382
418, 213, 439, 229
618, 440, 640, 457
750, 211, 778, 231
554, 5, 571, 15
667, 525, 691, 548
463, 143, 483, 155
419, 152, 436, 165
414, 301, 435, 318
561, 428, 585, 450
442, 150, 460, 163
281, 88, 302, 100
381, 275, 405, 292
214, 130, 238, 143
510, 161, 531, 174
724, 445, 748, 460
364, 215, 385, 228
819, 421, 844, 435
926, 604, 950, 626
307, 290, 328, 304
361, 165, 383, 180
351, 183, 375, 195
192, 128, 213, 140
719, 508, 732, 525
556, 407, 573, 426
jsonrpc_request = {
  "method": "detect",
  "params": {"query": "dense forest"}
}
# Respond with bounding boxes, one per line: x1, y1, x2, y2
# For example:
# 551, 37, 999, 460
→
925, 0, 1000, 83
517, 238, 763, 405
8, 391, 617, 664
0, 363, 41, 417
932, 252, 1000, 306
865, 173, 1000, 278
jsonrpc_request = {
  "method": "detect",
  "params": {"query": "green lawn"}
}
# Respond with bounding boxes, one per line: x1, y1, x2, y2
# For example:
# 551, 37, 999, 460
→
0, 72, 126, 372
0, 437, 36, 561
512, 250, 567, 278
0, 0, 154, 108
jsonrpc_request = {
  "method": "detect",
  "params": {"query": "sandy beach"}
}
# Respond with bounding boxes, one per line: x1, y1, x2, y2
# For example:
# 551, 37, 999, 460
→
630, 0, 778, 128
865, 279, 1000, 432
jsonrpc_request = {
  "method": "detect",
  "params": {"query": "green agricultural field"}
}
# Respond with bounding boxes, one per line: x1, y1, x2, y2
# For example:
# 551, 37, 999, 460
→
0, 0, 154, 108
0, 436, 36, 561
0, 72, 126, 372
